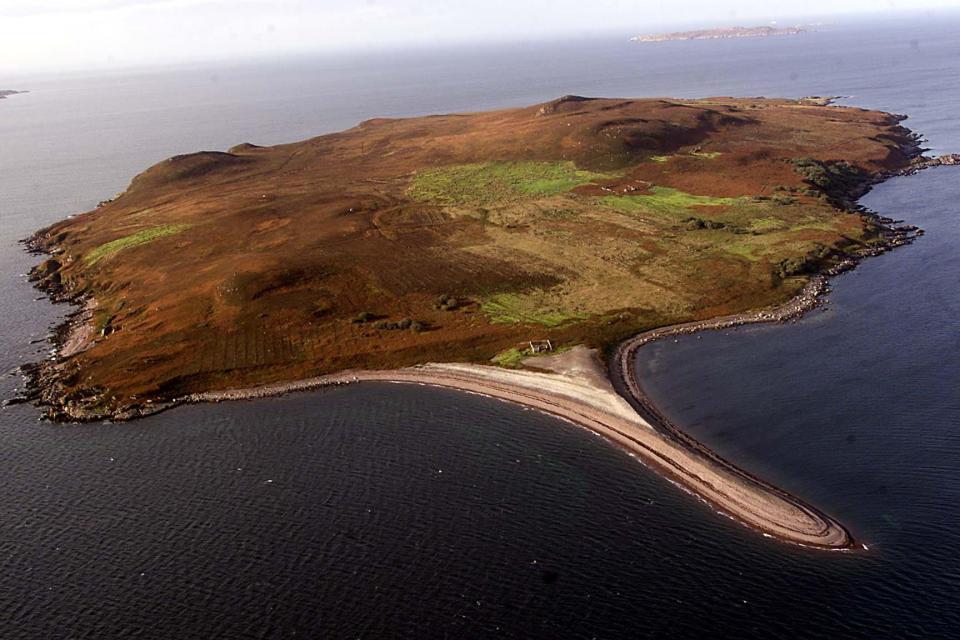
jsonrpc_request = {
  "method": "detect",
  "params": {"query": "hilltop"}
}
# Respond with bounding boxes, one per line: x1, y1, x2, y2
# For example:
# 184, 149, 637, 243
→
25, 95, 921, 420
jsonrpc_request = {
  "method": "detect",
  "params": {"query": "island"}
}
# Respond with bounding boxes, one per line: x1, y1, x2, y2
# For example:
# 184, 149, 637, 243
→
24, 95, 940, 548
632, 25, 808, 43
0, 90, 25, 99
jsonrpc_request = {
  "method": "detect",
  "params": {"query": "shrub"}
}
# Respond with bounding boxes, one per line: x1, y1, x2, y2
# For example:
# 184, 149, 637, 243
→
791, 157, 868, 206
775, 244, 834, 278
372, 317, 424, 331
776, 256, 811, 278
683, 217, 725, 230
374, 318, 408, 330
435, 294, 459, 311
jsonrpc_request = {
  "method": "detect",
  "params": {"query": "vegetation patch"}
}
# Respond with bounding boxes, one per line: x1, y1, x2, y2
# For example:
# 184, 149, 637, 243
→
373, 317, 428, 332
435, 294, 461, 311
490, 342, 576, 368
481, 291, 587, 327
722, 241, 764, 261
601, 186, 736, 220
85, 224, 189, 265
408, 161, 612, 206
792, 157, 868, 207
775, 243, 836, 279
490, 347, 529, 368
351, 311, 378, 324
684, 216, 726, 230
748, 217, 787, 232
93, 308, 116, 336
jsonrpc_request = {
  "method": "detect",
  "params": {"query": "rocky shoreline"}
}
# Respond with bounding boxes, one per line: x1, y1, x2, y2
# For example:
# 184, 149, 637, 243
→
889, 151, 960, 176
13, 239, 169, 421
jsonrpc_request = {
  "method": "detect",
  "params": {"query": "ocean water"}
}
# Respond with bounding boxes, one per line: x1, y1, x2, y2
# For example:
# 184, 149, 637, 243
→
2, 14, 960, 638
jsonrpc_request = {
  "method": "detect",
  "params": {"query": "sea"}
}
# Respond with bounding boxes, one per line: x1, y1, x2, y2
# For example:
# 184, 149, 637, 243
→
1, 13, 959, 639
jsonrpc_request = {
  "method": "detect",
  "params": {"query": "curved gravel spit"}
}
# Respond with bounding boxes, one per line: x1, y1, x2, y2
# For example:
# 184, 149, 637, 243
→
188, 325, 855, 550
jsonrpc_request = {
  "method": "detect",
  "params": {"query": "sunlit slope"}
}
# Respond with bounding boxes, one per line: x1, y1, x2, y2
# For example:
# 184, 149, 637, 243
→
29, 96, 916, 417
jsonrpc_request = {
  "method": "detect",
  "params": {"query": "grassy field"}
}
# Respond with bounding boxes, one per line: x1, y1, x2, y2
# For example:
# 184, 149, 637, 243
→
490, 347, 528, 367
480, 292, 588, 327
408, 161, 614, 205
602, 187, 736, 219
85, 224, 189, 265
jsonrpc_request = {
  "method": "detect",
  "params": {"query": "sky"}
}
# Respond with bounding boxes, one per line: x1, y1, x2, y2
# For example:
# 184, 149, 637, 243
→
0, 0, 958, 73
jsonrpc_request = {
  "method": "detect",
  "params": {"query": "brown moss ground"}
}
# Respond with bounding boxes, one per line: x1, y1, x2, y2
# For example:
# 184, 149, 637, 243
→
28, 96, 917, 417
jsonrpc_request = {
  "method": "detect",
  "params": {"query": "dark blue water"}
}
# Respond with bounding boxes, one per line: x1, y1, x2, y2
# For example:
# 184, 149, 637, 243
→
2, 15, 960, 638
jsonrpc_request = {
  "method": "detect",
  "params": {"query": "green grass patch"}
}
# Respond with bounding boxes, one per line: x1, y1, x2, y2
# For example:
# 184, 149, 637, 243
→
794, 220, 842, 232
748, 217, 786, 232
85, 224, 190, 265
92, 308, 114, 335
649, 155, 671, 163
491, 342, 577, 367
491, 347, 529, 368
408, 161, 613, 206
721, 240, 765, 261
481, 292, 587, 327
601, 187, 736, 220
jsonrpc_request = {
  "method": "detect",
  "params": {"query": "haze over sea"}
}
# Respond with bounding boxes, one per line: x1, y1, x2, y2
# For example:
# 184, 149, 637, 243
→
1, 14, 959, 638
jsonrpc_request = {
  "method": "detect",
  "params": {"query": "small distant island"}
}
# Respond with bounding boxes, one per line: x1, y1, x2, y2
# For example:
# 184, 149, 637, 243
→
24, 94, 954, 549
0, 90, 25, 99
632, 25, 809, 43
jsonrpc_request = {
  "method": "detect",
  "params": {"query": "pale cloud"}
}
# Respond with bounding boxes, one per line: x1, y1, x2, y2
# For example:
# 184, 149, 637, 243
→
0, 0, 181, 15
0, 0, 957, 73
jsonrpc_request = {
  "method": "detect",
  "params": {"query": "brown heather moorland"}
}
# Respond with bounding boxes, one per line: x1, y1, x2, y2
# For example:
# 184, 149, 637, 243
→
27, 96, 918, 419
